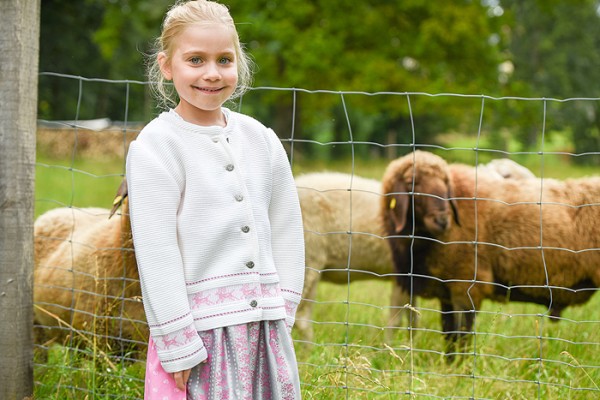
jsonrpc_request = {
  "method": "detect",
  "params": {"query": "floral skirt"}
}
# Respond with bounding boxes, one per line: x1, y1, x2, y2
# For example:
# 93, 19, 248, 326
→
144, 320, 301, 400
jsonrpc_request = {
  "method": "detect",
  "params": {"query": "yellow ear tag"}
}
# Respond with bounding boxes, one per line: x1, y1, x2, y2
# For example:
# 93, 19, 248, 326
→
113, 195, 123, 206
389, 197, 396, 209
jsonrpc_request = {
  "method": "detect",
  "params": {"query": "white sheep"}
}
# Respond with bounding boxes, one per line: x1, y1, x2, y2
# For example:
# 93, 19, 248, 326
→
35, 174, 401, 349
295, 172, 412, 343
381, 150, 600, 352
480, 158, 536, 180
33, 181, 146, 350
34, 206, 108, 268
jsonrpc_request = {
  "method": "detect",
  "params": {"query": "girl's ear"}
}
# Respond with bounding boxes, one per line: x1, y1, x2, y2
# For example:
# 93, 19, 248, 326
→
157, 52, 173, 80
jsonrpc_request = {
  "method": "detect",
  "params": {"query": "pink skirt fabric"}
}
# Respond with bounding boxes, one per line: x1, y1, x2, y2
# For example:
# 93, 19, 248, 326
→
144, 320, 301, 400
144, 337, 187, 399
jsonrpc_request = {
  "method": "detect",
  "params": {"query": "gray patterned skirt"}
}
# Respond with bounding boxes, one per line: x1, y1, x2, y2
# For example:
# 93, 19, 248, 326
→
144, 320, 301, 400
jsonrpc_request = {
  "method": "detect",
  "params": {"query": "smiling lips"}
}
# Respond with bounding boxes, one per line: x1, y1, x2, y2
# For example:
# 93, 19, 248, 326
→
195, 86, 224, 93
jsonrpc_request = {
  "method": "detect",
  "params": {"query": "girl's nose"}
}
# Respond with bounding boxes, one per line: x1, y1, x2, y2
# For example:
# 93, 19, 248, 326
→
203, 62, 221, 80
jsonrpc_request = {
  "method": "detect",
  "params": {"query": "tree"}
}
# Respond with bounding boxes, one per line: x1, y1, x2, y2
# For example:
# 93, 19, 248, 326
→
499, 0, 600, 163
41, 1, 520, 157
227, 0, 504, 156
38, 0, 164, 122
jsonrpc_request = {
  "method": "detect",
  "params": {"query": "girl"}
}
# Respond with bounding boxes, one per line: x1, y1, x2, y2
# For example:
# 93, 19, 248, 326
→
126, 1, 305, 398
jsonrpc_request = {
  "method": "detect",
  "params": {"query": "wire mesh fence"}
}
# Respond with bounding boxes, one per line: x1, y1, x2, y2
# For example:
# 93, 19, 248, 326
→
33, 72, 600, 399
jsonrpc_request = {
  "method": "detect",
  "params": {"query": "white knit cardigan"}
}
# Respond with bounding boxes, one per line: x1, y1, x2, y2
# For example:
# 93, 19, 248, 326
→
126, 109, 305, 372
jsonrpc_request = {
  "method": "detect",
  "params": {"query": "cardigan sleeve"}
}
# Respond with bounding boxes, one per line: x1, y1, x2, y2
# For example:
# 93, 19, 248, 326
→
126, 140, 207, 372
266, 130, 305, 330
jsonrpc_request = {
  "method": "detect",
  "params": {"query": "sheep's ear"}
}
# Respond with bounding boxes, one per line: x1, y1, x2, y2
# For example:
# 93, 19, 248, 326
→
447, 186, 461, 227
389, 179, 409, 234
109, 178, 129, 219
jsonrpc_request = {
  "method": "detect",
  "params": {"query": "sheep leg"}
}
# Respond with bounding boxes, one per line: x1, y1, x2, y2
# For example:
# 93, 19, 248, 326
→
442, 302, 477, 362
441, 303, 475, 359
455, 310, 475, 354
295, 266, 321, 343
441, 300, 458, 355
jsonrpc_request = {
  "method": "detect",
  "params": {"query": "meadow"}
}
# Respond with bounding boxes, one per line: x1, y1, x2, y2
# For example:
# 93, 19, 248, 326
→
33, 128, 600, 399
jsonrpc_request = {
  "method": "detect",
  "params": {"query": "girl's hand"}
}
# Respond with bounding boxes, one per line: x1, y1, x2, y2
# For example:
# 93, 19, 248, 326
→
172, 369, 191, 391
171, 359, 207, 390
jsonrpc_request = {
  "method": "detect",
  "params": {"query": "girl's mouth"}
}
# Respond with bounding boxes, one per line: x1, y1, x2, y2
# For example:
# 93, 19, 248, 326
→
195, 86, 223, 93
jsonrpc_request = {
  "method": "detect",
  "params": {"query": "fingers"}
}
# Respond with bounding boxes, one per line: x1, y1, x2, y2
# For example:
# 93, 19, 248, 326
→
172, 371, 184, 391
172, 369, 192, 391
183, 368, 191, 386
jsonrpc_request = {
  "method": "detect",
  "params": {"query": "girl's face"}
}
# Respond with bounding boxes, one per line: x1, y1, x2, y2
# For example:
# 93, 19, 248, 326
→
158, 23, 238, 126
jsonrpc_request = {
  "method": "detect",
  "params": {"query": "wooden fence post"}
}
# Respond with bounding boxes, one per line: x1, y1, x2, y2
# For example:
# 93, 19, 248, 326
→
0, 0, 40, 398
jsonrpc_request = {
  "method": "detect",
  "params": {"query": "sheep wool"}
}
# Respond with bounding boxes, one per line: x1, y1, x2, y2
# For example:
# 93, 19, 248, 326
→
381, 150, 600, 348
294, 172, 409, 342
33, 204, 144, 348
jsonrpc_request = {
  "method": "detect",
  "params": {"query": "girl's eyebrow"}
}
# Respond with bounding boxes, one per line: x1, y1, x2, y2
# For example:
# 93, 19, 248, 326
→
181, 49, 235, 57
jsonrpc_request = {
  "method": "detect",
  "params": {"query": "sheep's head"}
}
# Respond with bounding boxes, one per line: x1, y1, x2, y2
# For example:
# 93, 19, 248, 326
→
109, 178, 128, 219
381, 151, 460, 237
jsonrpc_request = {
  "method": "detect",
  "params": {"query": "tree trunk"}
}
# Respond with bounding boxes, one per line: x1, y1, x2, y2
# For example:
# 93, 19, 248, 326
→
0, 0, 40, 398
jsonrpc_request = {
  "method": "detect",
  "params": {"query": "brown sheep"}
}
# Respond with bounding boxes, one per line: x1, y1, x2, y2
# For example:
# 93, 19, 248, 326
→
380, 151, 461, 344
33, 180, 146, 351
381, 150, 600, 352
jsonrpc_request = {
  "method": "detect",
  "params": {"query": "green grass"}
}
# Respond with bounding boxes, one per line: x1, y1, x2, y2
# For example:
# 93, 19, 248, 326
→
33, 139, 600, 399
35, 155, 125, 218
298, 280, 600, 399
34, 343, 144, 399
34, 279, 600, 399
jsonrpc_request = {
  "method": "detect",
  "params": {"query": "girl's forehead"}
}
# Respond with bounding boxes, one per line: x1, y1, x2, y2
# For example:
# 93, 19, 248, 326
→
173, 23, 236, 50
181, 22, 234, 39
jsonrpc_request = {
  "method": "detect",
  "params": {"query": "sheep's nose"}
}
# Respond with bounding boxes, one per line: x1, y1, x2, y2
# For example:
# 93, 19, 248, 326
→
436, 215, 448, 230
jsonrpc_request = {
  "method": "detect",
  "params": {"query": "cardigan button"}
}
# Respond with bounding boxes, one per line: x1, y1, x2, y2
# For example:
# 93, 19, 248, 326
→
225, 164, 234, 171
235, 194, 244, 202
212, 137, 219, 143
250, 300, 258, 308
246, 261, 255, 269
241, 226, 250, 233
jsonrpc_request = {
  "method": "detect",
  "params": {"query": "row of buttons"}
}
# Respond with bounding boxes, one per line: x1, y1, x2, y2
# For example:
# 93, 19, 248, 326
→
221, 154, 258, 309
224, 163, 251, 234
226, 164, 246, 207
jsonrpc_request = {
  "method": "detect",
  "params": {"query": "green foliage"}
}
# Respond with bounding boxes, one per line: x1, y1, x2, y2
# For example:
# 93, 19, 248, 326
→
38, 0, 165, 121
226, 0, 505, 144
496, 0, 600, 164
39, 1, 600, 162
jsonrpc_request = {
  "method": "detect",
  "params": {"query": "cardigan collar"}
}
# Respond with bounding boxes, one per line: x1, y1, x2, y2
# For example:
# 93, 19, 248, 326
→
163, 108, 234, 137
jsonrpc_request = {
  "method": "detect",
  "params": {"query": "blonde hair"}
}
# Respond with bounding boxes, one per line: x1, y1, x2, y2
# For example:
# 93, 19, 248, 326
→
147, 0, 254, 109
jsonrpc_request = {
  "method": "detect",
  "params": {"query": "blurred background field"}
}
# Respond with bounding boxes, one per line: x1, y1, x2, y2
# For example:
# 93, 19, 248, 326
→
35, 122, 598, 219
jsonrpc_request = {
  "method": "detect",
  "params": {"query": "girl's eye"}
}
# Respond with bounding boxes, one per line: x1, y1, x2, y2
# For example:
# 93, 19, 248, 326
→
189, 57, 202, 65
219, 57, 232, 64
